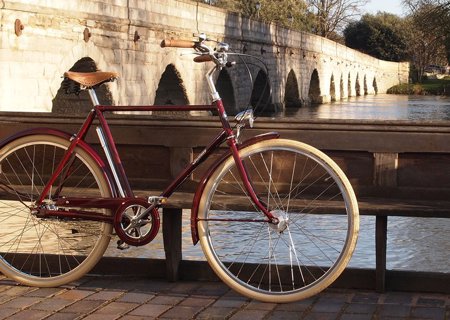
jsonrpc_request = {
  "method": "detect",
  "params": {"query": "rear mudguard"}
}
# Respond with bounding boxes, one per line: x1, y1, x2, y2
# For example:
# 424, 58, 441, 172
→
190, 132, 280, 245
0, 127, 115, 197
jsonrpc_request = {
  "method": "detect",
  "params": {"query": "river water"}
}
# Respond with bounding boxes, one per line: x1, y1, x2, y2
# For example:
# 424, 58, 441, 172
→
105, 94, 450, 273
281, 94, 450, 121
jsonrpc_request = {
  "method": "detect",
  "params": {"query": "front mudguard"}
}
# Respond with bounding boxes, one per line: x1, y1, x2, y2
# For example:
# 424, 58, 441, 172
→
0, 127, 115, 196
190, 132, 279, 245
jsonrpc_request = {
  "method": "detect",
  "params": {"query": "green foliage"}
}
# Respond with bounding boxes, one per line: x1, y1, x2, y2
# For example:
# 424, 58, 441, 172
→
387, 78, 450, 95
343, 13, 409, 62
214, 0, 313, 31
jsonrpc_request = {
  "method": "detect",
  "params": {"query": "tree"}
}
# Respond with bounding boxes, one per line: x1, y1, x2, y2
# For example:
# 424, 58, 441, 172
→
199, 0, 314, 32
402, 0, 450, 65
306, 0, 368, 38
343, 13, 410, 61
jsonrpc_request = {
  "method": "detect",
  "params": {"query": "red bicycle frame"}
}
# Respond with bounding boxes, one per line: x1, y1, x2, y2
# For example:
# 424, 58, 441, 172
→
35, 97, 278, 224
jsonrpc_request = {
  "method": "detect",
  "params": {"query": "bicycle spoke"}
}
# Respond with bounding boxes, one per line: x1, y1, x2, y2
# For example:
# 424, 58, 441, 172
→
199, 140, 358, 302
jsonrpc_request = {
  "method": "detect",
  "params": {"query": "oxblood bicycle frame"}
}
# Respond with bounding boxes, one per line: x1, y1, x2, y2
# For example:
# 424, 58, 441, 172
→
36, 93, 276, 223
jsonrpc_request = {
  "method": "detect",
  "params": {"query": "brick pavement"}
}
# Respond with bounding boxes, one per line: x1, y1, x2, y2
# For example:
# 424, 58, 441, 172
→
0, 275, 448, 319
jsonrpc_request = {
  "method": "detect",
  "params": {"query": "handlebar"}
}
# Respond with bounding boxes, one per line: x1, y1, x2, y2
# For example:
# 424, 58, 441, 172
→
160, 35, 223, 65
160, 39, 196, 49
193, 55, 213, 63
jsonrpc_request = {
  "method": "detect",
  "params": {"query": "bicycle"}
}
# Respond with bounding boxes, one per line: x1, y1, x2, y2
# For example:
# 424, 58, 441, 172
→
0, 34, 359, 303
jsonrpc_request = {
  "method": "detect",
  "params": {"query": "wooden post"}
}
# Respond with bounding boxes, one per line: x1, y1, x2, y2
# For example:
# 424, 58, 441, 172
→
375, 215, 388, 292
373, 152, 398, 187
373, 152, 397, 292
163, 208, 182, 281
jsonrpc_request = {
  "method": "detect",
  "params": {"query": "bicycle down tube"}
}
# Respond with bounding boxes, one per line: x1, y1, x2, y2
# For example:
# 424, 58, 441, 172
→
35, 98, 276, 223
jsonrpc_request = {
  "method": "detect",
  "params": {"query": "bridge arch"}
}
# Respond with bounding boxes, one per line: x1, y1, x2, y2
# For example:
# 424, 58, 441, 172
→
251, 69, 272, 113
52, 57, 113, 114
51, 42, 117, 110
355, 73, 361, 96
330, 74, 336, 102
308, 69, 321, 104
347, 72, 352, 97
154, 64, 189, 106
215, 68, 236, 115
364, 75, 368, 95
373, 77, 378, 94
284, 69, 301, 109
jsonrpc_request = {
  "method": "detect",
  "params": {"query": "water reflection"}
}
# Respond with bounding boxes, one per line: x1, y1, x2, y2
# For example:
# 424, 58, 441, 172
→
281, 94, 450, 121
103, 211, 449, 273
104, 94, 450, 273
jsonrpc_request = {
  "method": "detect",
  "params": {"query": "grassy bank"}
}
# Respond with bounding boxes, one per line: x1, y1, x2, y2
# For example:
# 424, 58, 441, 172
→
387, 78, 450, 95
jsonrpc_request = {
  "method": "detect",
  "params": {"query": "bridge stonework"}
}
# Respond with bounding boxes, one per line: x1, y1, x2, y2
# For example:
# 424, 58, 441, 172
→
0, 0, 409, 113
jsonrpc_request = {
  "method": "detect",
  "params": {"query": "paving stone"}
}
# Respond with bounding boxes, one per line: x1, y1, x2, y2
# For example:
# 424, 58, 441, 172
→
351, 292, 381, 304
2, 285, 34, 297
94, 301, 139, 315
340, 314, 374, 320
82, 314, 121, 320
169, 281, 202, 294
229, 309, 271, 320
119, 316, 153, 320
6, 309, 51, 320
311, 301, 345, 313
382, 292, 415, 305
0, 296, 41, 309
245, 300, 277, 311
132, 279, 177, 294
191, 282, 230, 297
24, 287, 65, 297
179, 296, 215, 307
212, 297, 248, 308
44, 312, 80, 320
85, 290, 125, 301
196, 307, 235, 319
128, 303, 172, 317
411, 306, 446, 319
30, 297, 73, 311
344, 303, 377, 314
159, 305, 202, 318
117, 292, 154, 304
303, 312, 339, 320
57, 289, 95, 300
147, 294, 186, 305
0, 276, 448, 320
0, 308, 18, 319
416, 297, 447, 307
62, 299, 105, 313
377, 304, 411, 318
266, 310, 304, 319
274, 300, 315, 312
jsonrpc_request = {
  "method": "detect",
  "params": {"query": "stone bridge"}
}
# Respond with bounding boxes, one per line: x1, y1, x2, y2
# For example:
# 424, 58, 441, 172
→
0, 0, 409, 115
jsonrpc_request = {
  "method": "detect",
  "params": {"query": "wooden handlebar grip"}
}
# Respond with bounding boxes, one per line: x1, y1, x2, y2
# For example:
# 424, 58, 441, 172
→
193, 55, 213, 63
160, 39, 196, 48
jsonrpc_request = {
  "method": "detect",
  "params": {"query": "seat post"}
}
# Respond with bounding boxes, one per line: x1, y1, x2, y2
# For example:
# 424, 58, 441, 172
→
87, 88, 100, 106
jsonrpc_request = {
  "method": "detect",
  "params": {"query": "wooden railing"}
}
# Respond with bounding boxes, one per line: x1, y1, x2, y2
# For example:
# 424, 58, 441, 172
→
0, 112, 449, 293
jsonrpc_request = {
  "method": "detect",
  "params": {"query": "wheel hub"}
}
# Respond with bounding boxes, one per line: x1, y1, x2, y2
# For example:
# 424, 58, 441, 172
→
269, 209, 289, 233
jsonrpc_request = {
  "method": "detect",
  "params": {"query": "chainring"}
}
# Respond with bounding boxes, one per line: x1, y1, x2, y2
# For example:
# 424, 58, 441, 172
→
113, 198, 160, 246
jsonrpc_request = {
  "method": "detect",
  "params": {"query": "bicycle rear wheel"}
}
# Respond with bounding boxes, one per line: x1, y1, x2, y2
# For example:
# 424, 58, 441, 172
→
198, 139, 359, 303
0, 134, 112, 286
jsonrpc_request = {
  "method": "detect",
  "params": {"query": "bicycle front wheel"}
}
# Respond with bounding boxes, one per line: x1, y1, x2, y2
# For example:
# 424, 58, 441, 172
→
198, 139, 359, 303
0, 134, 112, 287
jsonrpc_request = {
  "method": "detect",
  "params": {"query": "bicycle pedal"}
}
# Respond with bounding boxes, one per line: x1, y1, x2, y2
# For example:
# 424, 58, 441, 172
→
117, 240, 130, 250
148, 196, 167, 205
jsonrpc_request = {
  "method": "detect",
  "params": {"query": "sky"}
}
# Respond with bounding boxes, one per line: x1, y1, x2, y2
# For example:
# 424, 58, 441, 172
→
363, 0, 405, 16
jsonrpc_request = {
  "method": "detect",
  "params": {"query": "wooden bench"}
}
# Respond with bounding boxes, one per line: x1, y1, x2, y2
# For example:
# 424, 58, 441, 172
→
0, 112, 449, 293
